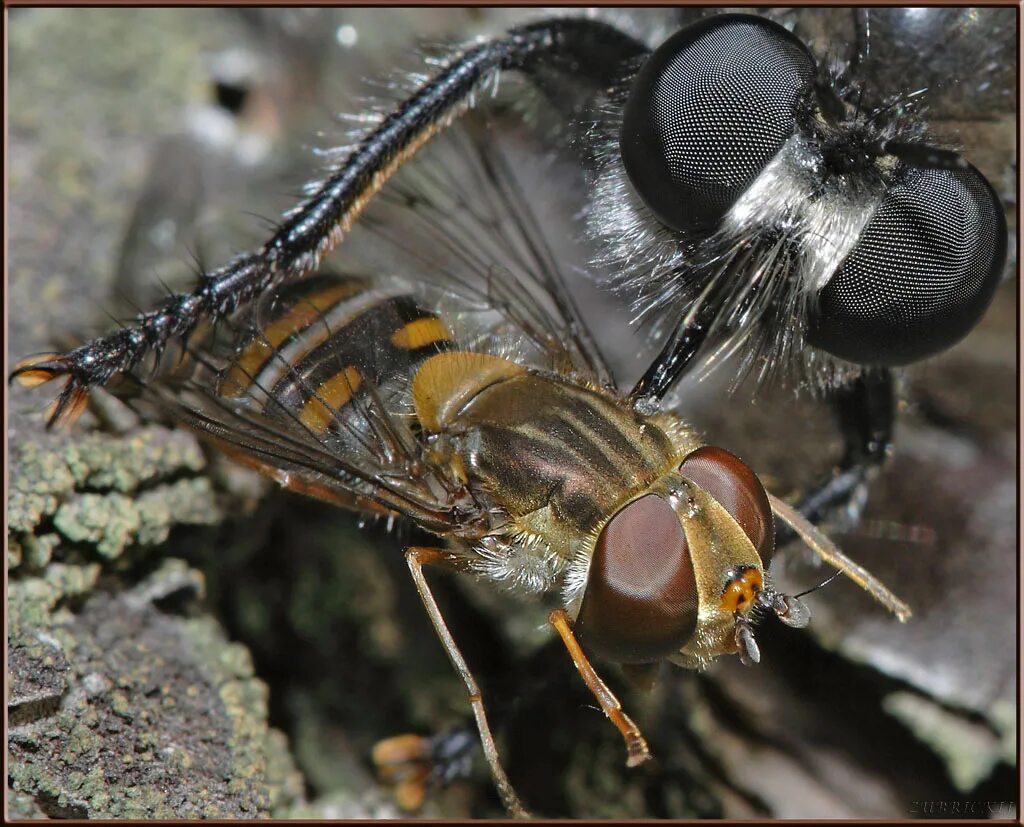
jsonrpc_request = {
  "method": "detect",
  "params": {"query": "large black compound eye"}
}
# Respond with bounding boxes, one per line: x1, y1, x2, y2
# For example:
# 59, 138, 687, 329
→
576, 495, 698, 664
807, 163, 1007, 366
620, 14, 816, 233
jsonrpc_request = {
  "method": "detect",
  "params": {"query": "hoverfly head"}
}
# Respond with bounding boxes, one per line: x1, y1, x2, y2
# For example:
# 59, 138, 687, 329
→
575, 445, 808, 671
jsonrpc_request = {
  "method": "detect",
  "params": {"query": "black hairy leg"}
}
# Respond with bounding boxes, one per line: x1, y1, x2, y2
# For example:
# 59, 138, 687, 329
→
628, 301, 717, 405
776, 369, 895, 546
11, 17, 647, 427
624, 295, 896, 545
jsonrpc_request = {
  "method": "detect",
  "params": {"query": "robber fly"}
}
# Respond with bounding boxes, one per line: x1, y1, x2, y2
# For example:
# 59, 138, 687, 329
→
574, 9, 1010, 536
13, 11, 1009, 553
15, 111, 911, 815
587, 11, 1008, 398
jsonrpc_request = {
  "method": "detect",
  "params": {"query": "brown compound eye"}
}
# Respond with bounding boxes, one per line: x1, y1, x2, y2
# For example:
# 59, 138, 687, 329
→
576, 494, 698, 664
679, 446, 775, 567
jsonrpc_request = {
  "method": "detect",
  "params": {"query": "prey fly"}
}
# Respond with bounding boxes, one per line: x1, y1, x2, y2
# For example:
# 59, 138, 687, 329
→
20, 122, 910, 816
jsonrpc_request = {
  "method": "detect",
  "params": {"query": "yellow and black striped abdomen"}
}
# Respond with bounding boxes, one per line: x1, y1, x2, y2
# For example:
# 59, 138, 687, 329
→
220, 273, 453, 439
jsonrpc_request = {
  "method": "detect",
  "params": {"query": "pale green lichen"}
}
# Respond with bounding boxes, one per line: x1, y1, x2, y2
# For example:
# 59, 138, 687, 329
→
50, 477, 221, 560
6, 787, 48, 819
8, 560, 307, 817
265, 728, 307, 816
988, 701, 1017, 765
53, 493, 144, 559
9, 535, 24, 569
9, 427, 206, 533
22, 533, 61, 570
9, 563, 103, 637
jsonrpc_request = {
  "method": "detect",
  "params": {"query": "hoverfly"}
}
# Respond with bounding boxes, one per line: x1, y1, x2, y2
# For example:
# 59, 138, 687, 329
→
14, 106, 911, 814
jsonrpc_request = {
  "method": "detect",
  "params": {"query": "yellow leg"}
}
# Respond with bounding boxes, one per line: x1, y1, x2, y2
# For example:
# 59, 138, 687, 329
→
768, 492, 912, 621
405, 547, 530, 818
548, 608, 651, 767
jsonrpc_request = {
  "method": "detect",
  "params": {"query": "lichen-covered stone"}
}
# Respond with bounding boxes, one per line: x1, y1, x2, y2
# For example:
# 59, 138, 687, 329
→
49, 477, 220, 561
9, 428, 219, 566
8, 561, 305, 818
9, 564, 103, 638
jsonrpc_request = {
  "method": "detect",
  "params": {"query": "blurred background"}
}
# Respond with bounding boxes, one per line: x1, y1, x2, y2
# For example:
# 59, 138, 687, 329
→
8, 7, 1017, 819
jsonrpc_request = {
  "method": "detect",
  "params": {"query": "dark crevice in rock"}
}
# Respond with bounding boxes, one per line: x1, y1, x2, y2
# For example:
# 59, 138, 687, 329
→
35, 791, 89, 819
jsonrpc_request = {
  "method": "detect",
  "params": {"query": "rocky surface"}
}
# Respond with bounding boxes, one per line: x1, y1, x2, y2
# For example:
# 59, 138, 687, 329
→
8, 7, 1017, 820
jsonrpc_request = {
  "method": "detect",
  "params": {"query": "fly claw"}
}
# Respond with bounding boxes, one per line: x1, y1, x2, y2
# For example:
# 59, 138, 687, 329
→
12, 354, 91, 427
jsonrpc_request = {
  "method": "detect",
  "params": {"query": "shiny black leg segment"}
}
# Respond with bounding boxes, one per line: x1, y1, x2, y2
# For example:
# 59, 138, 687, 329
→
628, 301, 717, 404
776, 369, 895, 546
12, 18, 648, 427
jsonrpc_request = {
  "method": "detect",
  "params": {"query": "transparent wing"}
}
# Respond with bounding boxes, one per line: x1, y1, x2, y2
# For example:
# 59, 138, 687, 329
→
125, 112, 609, 531
131, 272, 484, 535
347, 115, 614, 387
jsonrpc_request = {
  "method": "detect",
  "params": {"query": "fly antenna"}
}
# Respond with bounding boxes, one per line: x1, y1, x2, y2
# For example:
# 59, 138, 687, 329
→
767, 491, 912, 622
794, 569, 842, 599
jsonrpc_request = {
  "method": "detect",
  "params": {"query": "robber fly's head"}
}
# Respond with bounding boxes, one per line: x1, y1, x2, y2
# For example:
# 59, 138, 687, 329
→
573, 446, 807, 669
596, 12, 1007, 384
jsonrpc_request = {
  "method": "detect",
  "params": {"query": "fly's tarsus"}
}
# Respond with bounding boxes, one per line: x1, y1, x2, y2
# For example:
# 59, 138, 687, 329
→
10, 17, 647, 429
12, 353, 94, 427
